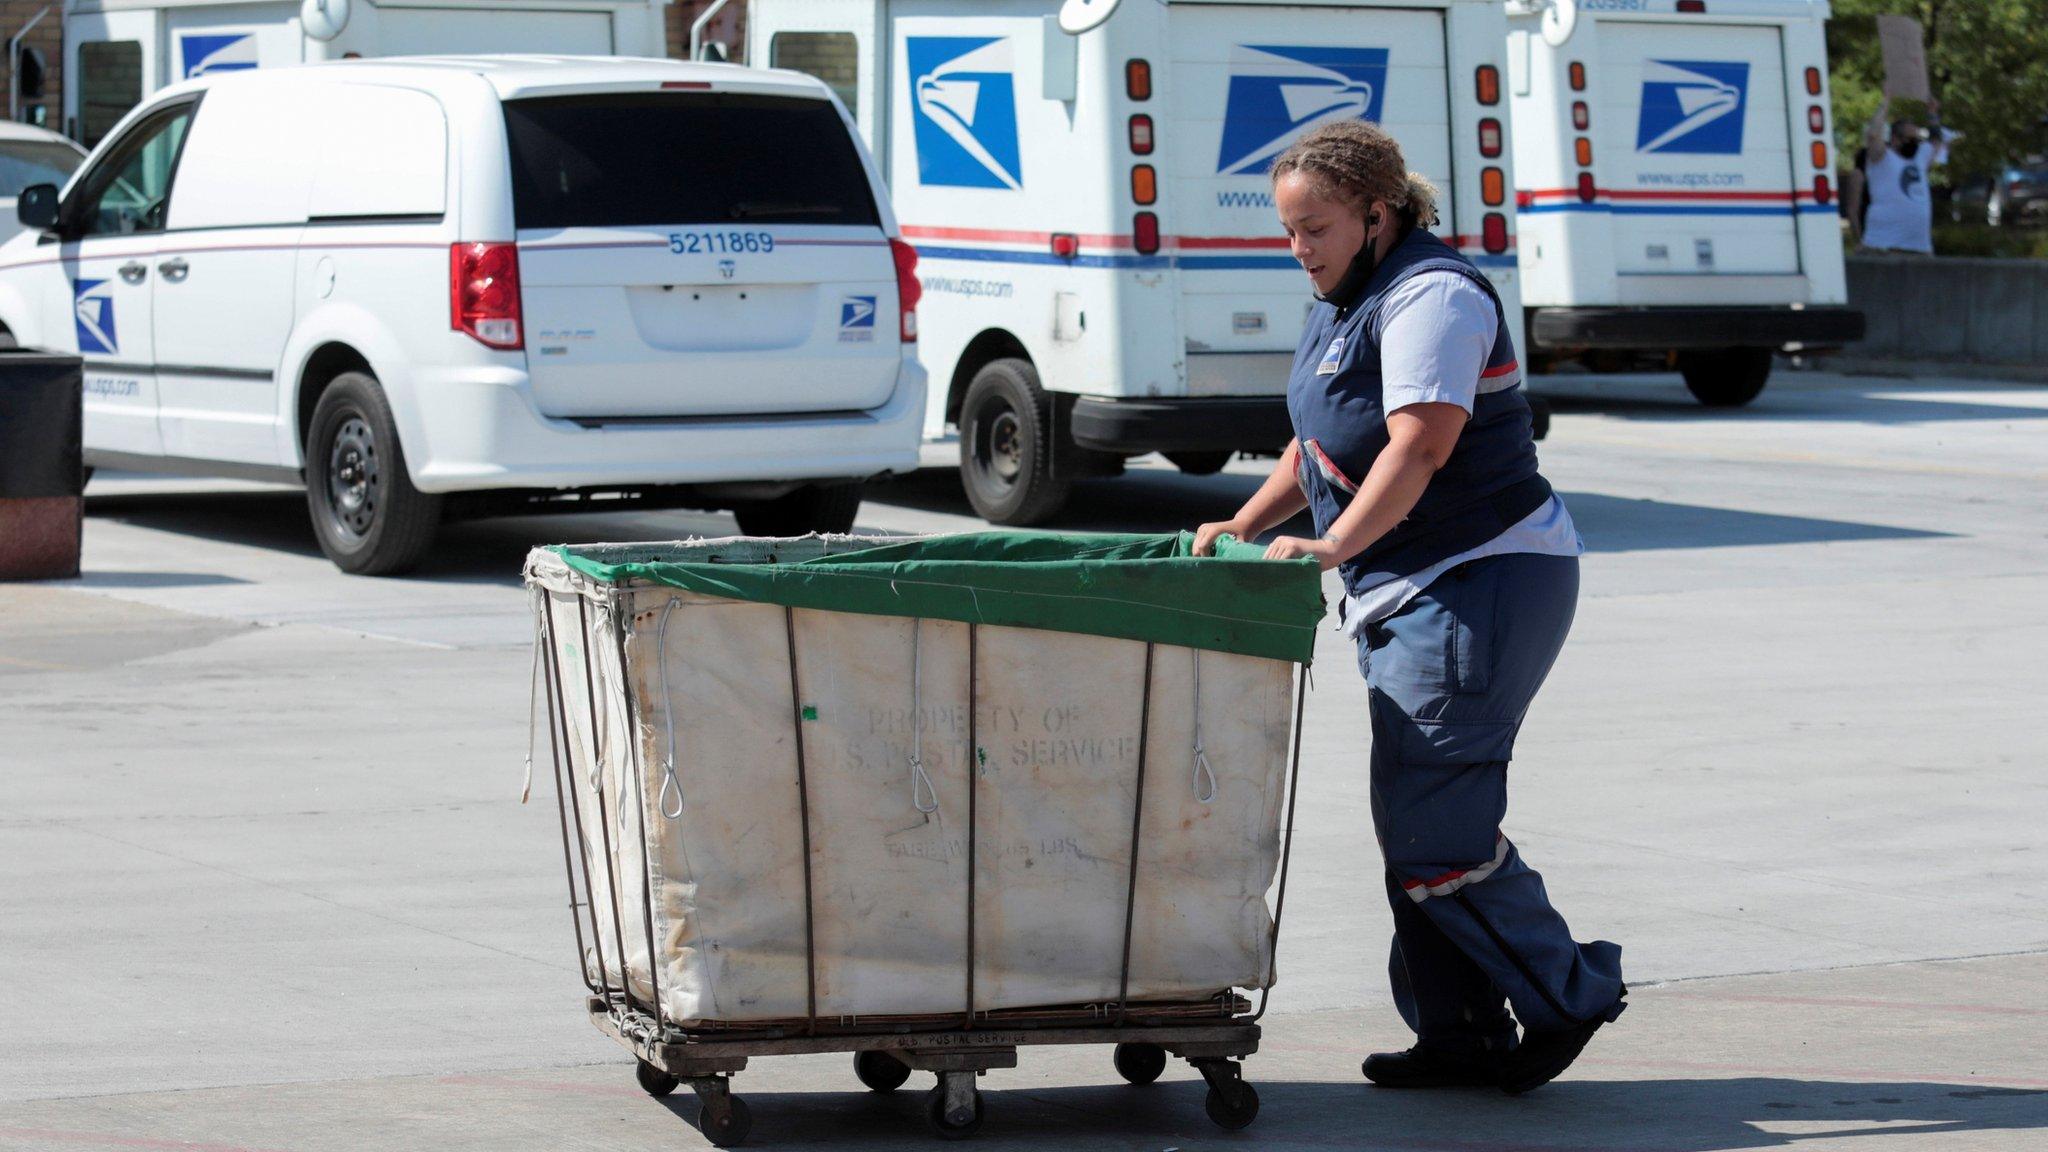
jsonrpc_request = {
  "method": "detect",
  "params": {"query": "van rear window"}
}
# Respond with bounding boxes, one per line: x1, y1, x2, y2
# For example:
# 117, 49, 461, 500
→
502, 93, 880, 230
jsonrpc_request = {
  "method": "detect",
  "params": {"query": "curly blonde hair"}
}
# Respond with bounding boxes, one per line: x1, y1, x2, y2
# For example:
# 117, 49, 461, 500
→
1269, 120, 1440, 229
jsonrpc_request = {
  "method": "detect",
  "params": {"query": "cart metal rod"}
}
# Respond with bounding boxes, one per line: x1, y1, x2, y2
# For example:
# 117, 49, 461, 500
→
578, 597, 654, 1021
1114, 642, 1157, 1027
547, 602, 612, 999
962, 622, 978, 1031
1252, 661, 1310, 1024
783, 607, 820, 1036
538, 605, 598, 995
614, 599, 667, 1031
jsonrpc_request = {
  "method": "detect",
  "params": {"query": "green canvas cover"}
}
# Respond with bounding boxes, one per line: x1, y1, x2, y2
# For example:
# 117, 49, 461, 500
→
549, 532, 1326, 664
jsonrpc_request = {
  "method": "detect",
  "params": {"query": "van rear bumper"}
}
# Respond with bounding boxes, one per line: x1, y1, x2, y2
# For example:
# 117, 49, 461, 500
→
1069, 396, 1293, 455
1529, 306, 1866, 351
403, 361, 927, 494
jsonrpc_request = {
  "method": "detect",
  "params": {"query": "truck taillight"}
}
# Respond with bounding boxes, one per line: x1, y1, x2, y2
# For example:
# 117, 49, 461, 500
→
1482, 168, 1505, 206
1572, 101, 1589, 130
1479, 117, 1502, 157
1475, 65, 1500, 106
1126, 59, 1151, 101
1133, 212, 1160, 255
1576, 172, 1597, 203
891, 238, 921, 343
1131, 164, 1157, 205
1813, 175, 1833, 205
1129, 114, 1154, 154
1805, 67, 1823, 96
1677, 0, 1706, 11
1575, 138, 1593, 166
1568, 62, 1586, 91
449, 242, 522, 350
1810, 141, 1829, 169
1481, 213, 1508, 254
1808, 106, 1826, 134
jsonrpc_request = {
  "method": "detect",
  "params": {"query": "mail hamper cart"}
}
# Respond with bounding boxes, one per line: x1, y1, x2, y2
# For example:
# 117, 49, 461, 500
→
524, 531, 1323, 1144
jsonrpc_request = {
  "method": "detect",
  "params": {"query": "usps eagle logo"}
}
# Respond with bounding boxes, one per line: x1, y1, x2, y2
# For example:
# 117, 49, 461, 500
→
907, 36, 1023, 190
1635, 60, 1749, 155
180, 32, 259, 79
1216, 46, 1390, 176
73, 279, 117, 354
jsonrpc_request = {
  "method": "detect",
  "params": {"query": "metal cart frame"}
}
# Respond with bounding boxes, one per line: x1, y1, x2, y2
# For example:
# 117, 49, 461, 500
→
533, 592, 1309, 1145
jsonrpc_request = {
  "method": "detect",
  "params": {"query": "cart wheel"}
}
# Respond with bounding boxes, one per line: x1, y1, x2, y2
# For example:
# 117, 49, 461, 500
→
925, 1084, 985, 1140
853, 1050, 912, 1093
635, 1059, 679, 1097
1204, 1080, 1260, 1131
698, 1094, 753, 1147
1112, 1042, 1167, 1085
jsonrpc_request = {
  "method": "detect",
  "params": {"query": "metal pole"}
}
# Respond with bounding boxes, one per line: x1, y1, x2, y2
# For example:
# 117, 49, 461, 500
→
8, 7, 51, 124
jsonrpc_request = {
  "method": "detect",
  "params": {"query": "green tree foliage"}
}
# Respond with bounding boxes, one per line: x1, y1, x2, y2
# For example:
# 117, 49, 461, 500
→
1827, 0, 2048, 177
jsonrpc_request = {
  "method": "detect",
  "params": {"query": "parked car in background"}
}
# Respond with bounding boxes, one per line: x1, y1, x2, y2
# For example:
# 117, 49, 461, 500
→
0, 122, 86, 249
1950, 160, 2048, 228
0, 57, 926, 575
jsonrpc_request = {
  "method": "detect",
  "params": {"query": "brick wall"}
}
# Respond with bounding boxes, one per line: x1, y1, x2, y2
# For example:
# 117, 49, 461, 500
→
667, 0, 747, 63
0, 0, 64, 132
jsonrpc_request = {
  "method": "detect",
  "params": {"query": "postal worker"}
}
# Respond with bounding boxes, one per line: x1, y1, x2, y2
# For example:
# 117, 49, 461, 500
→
1193, 120, 1625, 1094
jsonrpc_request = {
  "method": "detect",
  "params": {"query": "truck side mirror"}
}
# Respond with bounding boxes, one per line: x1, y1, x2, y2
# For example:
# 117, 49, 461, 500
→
17, 184, 58, 231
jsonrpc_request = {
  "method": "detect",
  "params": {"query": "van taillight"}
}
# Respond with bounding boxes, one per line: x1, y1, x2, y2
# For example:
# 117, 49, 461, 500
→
1481, 213, 1508, 254
1813, 175, 1833, 205
1481, 168, 1505, 206
1576, 172, 1597, 203
1129, 114, 1154, 154
1805, 67, 1822, 96
1572, 101, 1589, 130
1475, 65, 1500, 106
1125, 59, 1152, 101
1568, 62, 1586, 92
891, 238, 921, 343
1479, 117, 1502, 157
450, 242, 522, 350
1808, 106, 1826, 134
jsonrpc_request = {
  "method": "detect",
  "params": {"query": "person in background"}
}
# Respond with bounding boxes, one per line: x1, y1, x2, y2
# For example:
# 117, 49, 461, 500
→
1860, 96, 1957, 254
1192, 121, 1625, 1095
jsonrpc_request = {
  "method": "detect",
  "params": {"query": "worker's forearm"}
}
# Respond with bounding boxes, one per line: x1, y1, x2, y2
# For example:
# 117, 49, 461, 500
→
1319, 440, 1442, 564
1229, 442, 1309, 537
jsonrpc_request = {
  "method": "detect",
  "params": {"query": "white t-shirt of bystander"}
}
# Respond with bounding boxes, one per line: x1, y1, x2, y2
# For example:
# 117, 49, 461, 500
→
1862, 134, 1952, 253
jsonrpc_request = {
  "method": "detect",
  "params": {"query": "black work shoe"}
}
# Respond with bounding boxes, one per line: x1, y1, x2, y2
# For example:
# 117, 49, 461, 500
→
1362, 1046, 1508, 1089
1499, 987, 1627, 1095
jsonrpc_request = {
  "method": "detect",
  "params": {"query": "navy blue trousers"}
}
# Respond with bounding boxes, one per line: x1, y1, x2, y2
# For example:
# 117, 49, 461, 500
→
1357, 552, 1624, 1053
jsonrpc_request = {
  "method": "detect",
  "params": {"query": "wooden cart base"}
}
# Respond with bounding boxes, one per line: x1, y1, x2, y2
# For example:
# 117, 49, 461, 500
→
589, 997, 1264, 1145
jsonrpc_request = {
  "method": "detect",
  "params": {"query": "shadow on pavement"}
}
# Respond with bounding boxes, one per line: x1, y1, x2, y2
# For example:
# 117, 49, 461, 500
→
650, 1075, 2047, 1150
1533, 374, 2048, 426
80, 468, 1947, 581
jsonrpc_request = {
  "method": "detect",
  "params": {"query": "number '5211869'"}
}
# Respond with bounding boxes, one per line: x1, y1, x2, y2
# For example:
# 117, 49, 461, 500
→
668, 231, 776, 255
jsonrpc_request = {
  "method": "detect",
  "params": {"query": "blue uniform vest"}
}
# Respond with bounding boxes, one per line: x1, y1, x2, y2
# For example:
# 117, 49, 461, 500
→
1286, 229, 1552, 599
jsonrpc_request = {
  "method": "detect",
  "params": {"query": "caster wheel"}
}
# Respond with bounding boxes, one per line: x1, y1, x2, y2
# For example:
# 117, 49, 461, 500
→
853, 1050, 911, 1093
698, 1094, 753, 1147
925, 1084, 985, 1140
1112, 1042, 1167, 1085
634, 1059, 679, 1097
1204, 1080, 1260, 1131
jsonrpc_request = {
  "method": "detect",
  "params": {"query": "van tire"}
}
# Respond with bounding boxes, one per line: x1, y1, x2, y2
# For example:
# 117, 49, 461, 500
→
732, 482, 863, 538
304, 372, 442, 575
960, 358, 1070, 525
1679, 348, 1772, 408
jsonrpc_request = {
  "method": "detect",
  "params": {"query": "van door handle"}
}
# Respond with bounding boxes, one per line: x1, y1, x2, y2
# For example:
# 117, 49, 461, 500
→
118, 261, 147, 284
157, 257, 189, 282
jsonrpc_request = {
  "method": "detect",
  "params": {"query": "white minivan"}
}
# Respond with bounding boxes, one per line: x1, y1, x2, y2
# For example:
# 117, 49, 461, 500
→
0, 56, 927, 574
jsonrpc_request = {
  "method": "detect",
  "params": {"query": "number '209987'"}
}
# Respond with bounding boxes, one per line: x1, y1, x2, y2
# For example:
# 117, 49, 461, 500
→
668, 231, 775, 255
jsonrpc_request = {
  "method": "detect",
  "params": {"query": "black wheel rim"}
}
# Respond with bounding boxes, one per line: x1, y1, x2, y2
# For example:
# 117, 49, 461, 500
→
324, 413, 380, 542
969, 395, 1024, 495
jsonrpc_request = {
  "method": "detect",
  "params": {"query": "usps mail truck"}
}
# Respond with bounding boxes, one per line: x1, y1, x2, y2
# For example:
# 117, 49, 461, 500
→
1505, 0, 1862, 406
749, 0, 1526, 524
62, 0, 669, 147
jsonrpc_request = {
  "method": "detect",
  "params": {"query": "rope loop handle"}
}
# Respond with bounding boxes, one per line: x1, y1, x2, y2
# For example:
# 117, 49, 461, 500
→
1191, 649, 1216, 804
654, 598, 687, 819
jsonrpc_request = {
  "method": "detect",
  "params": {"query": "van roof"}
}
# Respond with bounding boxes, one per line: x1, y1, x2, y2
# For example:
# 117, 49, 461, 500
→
166, 54, 836, 104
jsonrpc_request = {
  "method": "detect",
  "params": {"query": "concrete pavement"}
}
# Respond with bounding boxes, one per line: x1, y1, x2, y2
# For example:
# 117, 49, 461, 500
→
3, 367, 2045, 1149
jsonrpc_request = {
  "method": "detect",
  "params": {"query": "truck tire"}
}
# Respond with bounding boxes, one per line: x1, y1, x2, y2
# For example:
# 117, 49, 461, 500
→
959, 358, 1070, 525
732, 482, 863, 537
305, 371, 442, 575
1165, 451, 1233, 476
1678, 348, 1772, 408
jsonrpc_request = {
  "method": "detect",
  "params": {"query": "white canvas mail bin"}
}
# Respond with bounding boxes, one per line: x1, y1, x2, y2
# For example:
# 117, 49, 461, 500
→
523, 532, 1324, 1028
